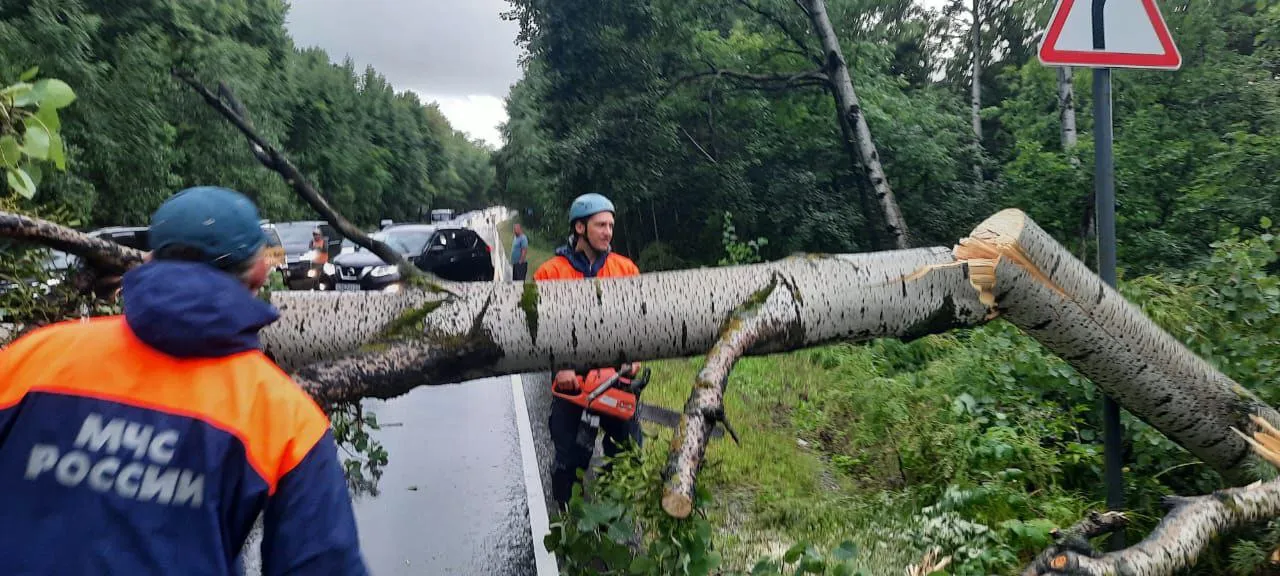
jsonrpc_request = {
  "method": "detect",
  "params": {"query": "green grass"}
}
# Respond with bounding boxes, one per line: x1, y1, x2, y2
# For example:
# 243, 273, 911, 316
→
635, 350, 927, 574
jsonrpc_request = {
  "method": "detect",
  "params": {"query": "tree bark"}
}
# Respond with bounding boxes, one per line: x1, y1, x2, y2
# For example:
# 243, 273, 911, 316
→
0, 210, 144, 274
799, 0, 911, 249
1058, 66, 1078, 151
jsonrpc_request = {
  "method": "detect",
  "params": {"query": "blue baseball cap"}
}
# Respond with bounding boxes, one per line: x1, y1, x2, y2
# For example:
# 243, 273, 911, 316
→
149, 186, 267, 268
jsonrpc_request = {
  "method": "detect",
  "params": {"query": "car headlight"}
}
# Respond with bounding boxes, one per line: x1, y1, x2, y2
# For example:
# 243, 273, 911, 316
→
370, 265, 397, 278
323, 263, 335, 276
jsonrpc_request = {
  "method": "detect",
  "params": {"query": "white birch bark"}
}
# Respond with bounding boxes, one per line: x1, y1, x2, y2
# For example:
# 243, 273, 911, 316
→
799, 0, 911, 249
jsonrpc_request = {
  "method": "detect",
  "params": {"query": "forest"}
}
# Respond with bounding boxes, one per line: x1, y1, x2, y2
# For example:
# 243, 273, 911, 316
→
0, 0, 499, 229
4, 0, 1280, 574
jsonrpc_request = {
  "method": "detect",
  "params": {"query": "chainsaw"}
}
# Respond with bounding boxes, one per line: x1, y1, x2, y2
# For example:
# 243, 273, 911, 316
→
553, 363, 649, 419
551, 364, 725, 450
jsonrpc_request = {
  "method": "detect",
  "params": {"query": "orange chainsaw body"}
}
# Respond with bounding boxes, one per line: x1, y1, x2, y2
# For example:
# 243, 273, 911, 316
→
551, 364, 648, 421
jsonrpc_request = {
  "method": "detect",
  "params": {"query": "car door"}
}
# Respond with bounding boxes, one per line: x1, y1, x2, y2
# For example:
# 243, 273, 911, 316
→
420, 230, 475, 280
416, 231, 451, 274
455, 230, 493, 281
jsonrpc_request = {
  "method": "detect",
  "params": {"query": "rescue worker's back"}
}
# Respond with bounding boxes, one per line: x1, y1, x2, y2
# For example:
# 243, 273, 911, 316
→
0, 259, 366, 575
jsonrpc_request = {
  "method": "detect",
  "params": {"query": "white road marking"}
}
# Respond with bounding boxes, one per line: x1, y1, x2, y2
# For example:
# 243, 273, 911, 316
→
512, 373, 559, 576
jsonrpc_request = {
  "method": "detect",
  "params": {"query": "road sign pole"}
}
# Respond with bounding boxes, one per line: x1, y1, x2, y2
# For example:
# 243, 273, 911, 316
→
1093, 65, 1125, 551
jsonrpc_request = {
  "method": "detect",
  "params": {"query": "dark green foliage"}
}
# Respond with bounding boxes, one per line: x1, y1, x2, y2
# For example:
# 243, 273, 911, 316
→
0, 0, 496, 228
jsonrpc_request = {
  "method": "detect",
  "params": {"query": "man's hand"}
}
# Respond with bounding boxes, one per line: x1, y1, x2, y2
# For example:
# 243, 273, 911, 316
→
554, 369, 580, 394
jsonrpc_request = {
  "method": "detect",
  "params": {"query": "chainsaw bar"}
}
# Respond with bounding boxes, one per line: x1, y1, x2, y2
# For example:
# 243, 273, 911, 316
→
636, 403, 725, 439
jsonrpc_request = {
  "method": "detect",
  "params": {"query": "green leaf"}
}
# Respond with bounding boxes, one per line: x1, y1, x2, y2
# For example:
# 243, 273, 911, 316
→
19, 66, 39, 82
7, 168, 36, 199
0, 135, 19, 167
783, 541, 807, 563
34, 106, 60, 132
606, 519, 634, 544
31, 79, 75, 109
9, 83, 36, 107
832, 541, 858, 562
629, 555, 654, 574
22, 124, 50, 160
751, 559, 781, 575
1262, 216, 1273, 229
23, 162, 41, 187
48, 131, 65, 170
832, 563, 856, 576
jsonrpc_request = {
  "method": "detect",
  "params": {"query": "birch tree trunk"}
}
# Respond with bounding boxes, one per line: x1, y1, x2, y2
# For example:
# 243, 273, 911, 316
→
242, 207, 1280, 487
1057, 64, 1094, 263
799, 0, 911, 249
971, 0, 983, 144
1058, 66, 1078, 151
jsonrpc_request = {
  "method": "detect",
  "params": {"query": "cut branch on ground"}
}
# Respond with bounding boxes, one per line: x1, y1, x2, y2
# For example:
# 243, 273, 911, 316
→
1021, 417, 1280, 576
662, 272, 803, 518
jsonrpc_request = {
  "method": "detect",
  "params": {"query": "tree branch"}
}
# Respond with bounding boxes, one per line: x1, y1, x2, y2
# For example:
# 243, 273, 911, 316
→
733, 0, 822, 65
170, 69, 427, 282
679, 126, 718, 165
662, 272, 802, 518
1022, 418, 1280, 576
661, 67, 829, 101
0, 210, 145, 274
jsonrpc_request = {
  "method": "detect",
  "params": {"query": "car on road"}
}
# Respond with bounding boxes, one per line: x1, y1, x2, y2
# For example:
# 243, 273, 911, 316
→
322, 224, 494, 292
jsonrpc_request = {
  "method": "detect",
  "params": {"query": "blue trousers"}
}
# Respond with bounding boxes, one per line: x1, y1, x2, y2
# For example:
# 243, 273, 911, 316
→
548, 396, 642, 510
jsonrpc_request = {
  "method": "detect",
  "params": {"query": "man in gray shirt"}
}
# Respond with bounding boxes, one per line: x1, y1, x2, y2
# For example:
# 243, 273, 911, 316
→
510, 223, 529, 281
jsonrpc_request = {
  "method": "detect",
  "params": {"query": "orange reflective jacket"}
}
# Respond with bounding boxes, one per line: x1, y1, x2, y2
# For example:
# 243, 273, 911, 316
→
534, 250, 639, 281
0, 259, 366, 575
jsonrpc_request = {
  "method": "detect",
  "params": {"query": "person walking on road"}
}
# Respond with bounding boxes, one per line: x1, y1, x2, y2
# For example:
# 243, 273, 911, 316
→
0, 186, 369, 576
533, 193, 642, 510
511, 223, 530, 281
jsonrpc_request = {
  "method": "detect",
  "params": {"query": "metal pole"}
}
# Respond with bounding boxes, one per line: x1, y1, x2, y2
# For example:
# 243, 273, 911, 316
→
1093, 65, 1124, 551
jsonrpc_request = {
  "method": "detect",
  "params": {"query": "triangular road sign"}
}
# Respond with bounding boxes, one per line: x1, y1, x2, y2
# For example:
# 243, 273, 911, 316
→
1038, 0, 1182, 70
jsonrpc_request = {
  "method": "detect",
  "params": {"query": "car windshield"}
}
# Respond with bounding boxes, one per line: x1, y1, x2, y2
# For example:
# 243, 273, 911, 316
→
273, 223, 318, 252
371, 229, 433, 255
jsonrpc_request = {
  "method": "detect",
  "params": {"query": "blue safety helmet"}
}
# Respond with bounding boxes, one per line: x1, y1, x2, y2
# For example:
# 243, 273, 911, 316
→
568, 193, 615, 223
149, 186, 268, 269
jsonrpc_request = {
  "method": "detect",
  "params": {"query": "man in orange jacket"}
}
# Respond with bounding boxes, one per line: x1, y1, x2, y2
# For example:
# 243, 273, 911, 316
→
0, 186, 368, 575
534, 193, 642, 510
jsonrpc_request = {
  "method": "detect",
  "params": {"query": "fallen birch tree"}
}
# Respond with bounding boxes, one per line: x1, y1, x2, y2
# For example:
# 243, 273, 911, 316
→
4, 204, 1280, 575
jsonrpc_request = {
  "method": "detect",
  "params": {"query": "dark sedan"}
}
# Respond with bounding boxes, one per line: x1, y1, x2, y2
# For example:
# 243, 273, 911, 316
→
322, 224, 494, 292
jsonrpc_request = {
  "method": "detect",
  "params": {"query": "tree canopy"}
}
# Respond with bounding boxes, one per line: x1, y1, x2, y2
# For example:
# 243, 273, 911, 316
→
0, 0, 497, 228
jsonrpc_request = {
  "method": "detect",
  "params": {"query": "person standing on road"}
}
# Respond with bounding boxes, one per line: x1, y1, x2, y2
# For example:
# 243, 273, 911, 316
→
533, 193, 642, 510
0, 186, 369, 575
511, 223, 529, 281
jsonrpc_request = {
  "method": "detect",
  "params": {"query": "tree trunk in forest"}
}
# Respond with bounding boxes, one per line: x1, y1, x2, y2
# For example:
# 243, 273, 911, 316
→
1058, 66, 1078, 151
834, 97, 883, 250
1056, 65, 1093, 265
799, 0, 911, 249
971, 0, 983, 143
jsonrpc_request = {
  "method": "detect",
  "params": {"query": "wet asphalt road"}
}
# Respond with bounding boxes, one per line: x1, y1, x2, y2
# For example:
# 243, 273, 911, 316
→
349, 381, 537, 576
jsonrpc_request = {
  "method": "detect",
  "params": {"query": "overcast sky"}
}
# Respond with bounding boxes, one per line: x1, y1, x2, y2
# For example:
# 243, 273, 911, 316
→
284, 0, 522, 147
283, 0, 957, 149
